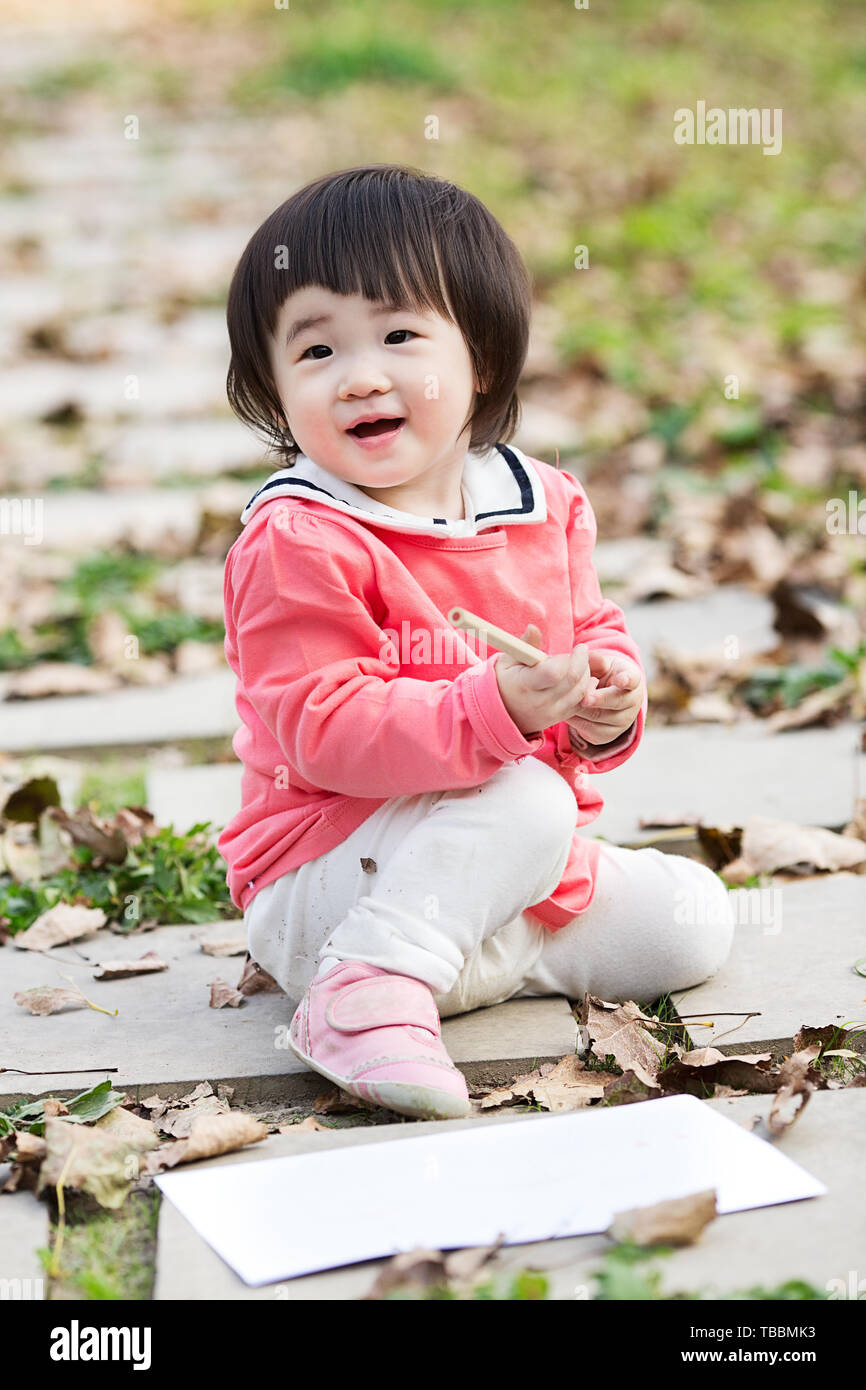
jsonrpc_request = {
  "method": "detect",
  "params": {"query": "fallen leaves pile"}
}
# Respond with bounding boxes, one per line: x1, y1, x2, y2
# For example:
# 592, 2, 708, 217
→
0, 1080, 270, 1210
470, 995, 866, 1138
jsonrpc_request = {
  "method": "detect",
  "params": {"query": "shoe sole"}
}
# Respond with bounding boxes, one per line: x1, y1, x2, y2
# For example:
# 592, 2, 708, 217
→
286, 1030, 472, 1121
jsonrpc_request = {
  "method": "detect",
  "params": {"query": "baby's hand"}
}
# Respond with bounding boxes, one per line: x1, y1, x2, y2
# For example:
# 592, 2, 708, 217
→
495, 625, 594, 737
566, 651, 644, 747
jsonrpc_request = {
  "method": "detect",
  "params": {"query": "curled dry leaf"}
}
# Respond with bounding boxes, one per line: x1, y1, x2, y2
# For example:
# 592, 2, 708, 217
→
14, 985, 89, 1016
149, 1081, 229, 1138
236, 954, 284, 996
147, 1111, 267, 1171
608, 1188, 718, 1247
767, 1051, 818, 1136
209, 977, 244, 1008
200, 937, 247, 957
13, 902, 106, 952
45, 805, 128, 865
93, 950, 167, 980
12, 1131, 47, 1163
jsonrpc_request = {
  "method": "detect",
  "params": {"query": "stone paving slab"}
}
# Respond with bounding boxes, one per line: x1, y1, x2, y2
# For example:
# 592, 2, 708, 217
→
0, 922, 577, 1109
140, 719, 866, 839
622, 586, 777, 679
153, 1089, 866, 1300
591, 721, 866, 844
673, 873, 866, 1055
139, 717, 861, 834
0, 670, 239, 754
146, 762, 242, 833
0, 1190, 48, 1300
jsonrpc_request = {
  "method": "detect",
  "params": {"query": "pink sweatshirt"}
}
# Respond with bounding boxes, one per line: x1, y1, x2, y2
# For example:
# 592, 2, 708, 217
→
218, 442, 646, 928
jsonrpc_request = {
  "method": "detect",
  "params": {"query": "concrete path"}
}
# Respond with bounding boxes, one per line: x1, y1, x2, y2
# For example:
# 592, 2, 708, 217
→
138, 720, 866, 838
674, 873, 866, 1053
0, 671, 239, 754
0, 1190, 48, 1300
0, 921, 577, 1109
153, 1089, 866, 1300
591, 721, 865, 843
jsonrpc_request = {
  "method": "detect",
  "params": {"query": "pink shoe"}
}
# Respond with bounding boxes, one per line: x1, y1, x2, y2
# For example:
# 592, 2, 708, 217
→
287, 960, 472, 1120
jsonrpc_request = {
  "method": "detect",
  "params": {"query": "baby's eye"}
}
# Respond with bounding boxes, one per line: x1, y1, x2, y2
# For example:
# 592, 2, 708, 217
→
300, 344, 332, 360
385, 329, 416, 344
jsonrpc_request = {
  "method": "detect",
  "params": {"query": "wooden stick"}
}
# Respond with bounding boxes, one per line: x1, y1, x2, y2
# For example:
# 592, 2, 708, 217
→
448, 607, 547, 665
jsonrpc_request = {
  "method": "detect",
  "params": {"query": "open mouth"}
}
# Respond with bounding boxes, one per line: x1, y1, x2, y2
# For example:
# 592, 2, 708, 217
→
347, 417, 405, 438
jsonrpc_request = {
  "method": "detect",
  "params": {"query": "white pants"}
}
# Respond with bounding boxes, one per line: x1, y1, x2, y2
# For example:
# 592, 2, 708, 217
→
244, 757, 735, 1018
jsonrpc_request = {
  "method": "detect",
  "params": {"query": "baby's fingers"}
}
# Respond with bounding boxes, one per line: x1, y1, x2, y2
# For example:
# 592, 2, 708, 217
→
580, 682, 640, 712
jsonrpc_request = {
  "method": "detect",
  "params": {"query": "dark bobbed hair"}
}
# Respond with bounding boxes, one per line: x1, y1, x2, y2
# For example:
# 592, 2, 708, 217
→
225, 163, 532, 467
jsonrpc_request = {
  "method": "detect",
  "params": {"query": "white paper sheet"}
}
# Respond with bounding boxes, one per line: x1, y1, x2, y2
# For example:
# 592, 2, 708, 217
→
155, 1094, 827, 1286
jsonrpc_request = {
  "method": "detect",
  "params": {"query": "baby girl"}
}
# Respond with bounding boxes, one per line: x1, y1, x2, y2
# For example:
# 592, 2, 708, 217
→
218, 163, 734, 1122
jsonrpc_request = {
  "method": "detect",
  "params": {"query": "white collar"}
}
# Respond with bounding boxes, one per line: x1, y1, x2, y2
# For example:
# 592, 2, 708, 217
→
240, 442, 547, 538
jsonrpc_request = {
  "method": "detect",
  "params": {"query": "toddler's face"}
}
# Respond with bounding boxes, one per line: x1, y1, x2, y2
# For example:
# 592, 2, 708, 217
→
268, 286, 481, 501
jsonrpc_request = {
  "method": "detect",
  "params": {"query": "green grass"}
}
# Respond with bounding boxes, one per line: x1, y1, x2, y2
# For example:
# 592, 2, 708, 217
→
39, 1189, 160, 1301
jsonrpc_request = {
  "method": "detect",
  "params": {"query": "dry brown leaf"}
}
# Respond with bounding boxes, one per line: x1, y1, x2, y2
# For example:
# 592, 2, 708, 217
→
200, 937, 247, 957
3, 663, 119, 700
765, 676, 855, 733
150, 1082, 229, 1138
44, 805, 128, 866
209, 977, 244, 1008
767, 1051, 818, 1136
94, 1105, 160, 1151
362, 1248, 451, 1299
12, 1131, 47, 1163
608, 1188, 718, 1246
579, 994, 665, 1088
280, 1116, 331, 1132
722, 815, 866, 878
113, 806, 158, 844
150, 1111, 267, 1169
312, 1087, 377, 1115
37, 1116, 139, 1209
638, 812, 702, 830
13, 902, 106, 951
93, 950, 167, 980
14, 985, 89, 1016
659, 1048, 779, 1095
42, 1097, 69, 1117
236, 954, 284, 996
477, 1056, 609, 1112
601, 1070, 663, 1105
794, 1023, 850, 1054
842, 799, 866, 844
362, 1240, 504, 1300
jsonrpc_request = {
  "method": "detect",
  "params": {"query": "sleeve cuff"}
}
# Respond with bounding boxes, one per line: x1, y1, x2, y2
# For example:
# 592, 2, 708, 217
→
461, 654, 546, 761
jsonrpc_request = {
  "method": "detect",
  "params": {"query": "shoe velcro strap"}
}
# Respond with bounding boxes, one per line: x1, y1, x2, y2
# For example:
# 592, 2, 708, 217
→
325, 975, 439, 1034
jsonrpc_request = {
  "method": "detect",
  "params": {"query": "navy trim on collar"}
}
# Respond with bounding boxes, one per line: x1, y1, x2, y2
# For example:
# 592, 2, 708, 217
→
239, 441, 546, 537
